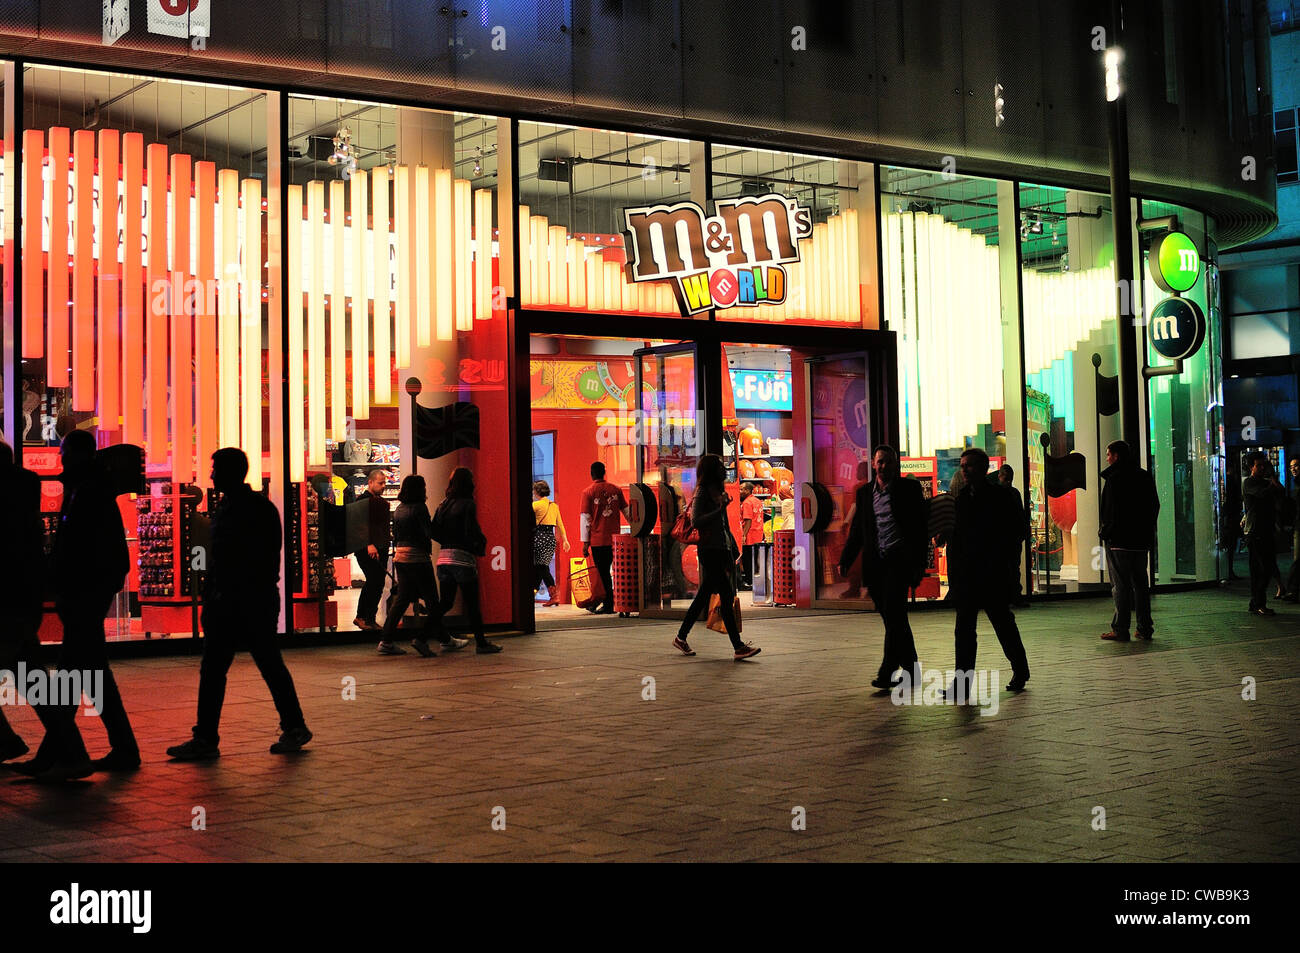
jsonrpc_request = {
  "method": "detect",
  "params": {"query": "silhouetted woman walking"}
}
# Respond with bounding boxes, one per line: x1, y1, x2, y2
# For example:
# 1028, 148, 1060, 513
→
672, 454, 760, 659
378, 475, 468, 657
433, 467, 502, 654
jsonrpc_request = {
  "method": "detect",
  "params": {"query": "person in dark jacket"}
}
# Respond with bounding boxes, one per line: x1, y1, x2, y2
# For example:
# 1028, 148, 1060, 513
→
0, 440, 80, 767
1284, 456, 1300, 602
432, 467, 502, 654
377, 474, 467, 656
671, 454, 760, 659
1098, 439, 1161, 641
167, 448, 311, 761
16, 430, 136, 781
945, 448, 1030, 695
1242, 451, 1286, 616
351, 469, 392, 632
1221, 457, 1243, 580
838, 445, 928, 690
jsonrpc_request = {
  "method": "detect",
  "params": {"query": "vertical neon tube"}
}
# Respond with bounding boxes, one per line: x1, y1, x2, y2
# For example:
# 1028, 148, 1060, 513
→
195, 161, 217, 482
287, 184, 304, 484
241, 178, 263, 484
47, 127, 70, 388
414, 166, 431, 347
169, 154, 193, 484
394, 166, 411, 368
218, 169, 240, 449
307, 180, 326, 466
517, 204, 532, 305
122, 134, 145, 446
474, 188, 492, 322
454, 177, 472, 331
435, 168, 453, 342
21, 130, 43, 359
97, 130, 121, 430
145, 143, 169, 465
531, 215, 549, 307
549, 225, 566, 306
351, 170, 370, 420
329, 180, 346, 438
71, 130, 95, 411
372, 167, 392, 404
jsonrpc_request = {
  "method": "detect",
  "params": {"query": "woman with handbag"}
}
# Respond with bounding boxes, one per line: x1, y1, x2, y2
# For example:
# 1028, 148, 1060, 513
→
377, 475, 469, 657
531, 480, 570, 606
671, 454, 761, 660
432, 467, 503, 654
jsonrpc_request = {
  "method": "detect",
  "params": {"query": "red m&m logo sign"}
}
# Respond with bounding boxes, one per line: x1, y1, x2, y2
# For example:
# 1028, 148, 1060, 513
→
710, 269, 738, 307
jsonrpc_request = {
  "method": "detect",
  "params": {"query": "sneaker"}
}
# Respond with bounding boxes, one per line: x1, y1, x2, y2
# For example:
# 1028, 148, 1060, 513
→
378, 641, 407, 655
440, 637, 470, 653
270, 727, 313, 754
167, 737, 221, 762
1100, 631, 1131, 641
475, 641, 503, 654
733, 642, 762, 660
91, 749, 142, 772
671, 637, 696, 657
411, 638, 436, 658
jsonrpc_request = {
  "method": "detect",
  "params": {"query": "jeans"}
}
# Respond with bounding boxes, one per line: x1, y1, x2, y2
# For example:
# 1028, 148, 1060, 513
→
1247, 534, 1277, 610
1106, 547, 1153, 636
354, 549, 387, 624
35, 591, 135, 764
437, 565, 486, 642
678, 547, 741, 646
740, 544, 756, 587
864, 550, 918, 681
195, 602, 306, 745
381, 561, 446, 643
590, 545, 614, 611
954, 590, 1029, 683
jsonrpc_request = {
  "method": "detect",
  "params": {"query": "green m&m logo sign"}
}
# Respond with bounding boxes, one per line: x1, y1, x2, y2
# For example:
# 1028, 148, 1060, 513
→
1149, 230, 1201, 294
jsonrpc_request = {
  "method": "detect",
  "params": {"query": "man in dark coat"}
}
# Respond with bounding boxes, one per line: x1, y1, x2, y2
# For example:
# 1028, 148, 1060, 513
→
1241, 451, 1286, 616
839, 445, 929, 690
15, 431, 137, 781
167, 448, 311, 761
350, 468, 392, 630
1099, 439, 1161, 641
946, 448, 1031, 694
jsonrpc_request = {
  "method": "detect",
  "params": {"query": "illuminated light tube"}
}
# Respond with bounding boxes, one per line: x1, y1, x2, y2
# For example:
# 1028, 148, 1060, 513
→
454, 178, 472, 331
47, 127, 70, 388
330, 179, 346, 438
122, 134, 145, 446
845, 209, 861, 323
241, 178, 263, 483
195, 161, 217, 483
21, 130, 43, 359
307, 180, 327, 467
394, 165, 412, 368
567, 238, 586, 310
415, 166, 431, 347
351, 169, 370, 420
170, 153, 194, 485
827, 213, 843, 324
603, 261, 618, 312
287, 184, 305, 484
531, 215, 549, 309
96, 130, 121, 430
549, 226, 567, 306
218, 169, 241, 449
435, 168, 453, 342
145, 142, 169, 464
517, 204, 532, 305
475, 189, 493, 321
372, 168, 392, 404
622, 265, 635, 313
586, 253, 602, 311
71, 130, 95, 412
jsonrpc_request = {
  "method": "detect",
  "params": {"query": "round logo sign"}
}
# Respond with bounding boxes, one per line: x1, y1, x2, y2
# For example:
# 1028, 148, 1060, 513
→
710, 268, 739, 308
1148, 296, 1206, 361
1149, 230, 1201, 295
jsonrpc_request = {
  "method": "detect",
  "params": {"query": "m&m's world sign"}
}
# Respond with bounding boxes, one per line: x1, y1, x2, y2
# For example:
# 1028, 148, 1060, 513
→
622, 194, 812, 316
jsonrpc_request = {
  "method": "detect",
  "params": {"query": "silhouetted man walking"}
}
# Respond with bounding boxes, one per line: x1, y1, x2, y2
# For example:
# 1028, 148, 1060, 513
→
839, 445, 928, 690
1242, 451, 1285, 616
946, 448, 1030, 695
167, 448, 311, 760
1099, 440, 1160, 641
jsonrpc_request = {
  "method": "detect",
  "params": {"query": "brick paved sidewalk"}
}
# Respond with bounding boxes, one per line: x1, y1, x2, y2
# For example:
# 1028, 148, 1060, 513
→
1, 586, 1296, 862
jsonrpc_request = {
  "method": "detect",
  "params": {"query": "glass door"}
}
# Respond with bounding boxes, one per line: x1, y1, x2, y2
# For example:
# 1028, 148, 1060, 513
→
806, 352, 875, 606
634, 343, 703, 613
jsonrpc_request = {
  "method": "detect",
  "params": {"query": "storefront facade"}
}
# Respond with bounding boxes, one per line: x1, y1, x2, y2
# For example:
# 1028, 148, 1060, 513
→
0, 2, 1275, 642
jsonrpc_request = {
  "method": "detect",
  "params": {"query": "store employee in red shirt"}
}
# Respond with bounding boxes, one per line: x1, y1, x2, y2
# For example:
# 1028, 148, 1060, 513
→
580, 461, 628, 615
739, 483, 765, 591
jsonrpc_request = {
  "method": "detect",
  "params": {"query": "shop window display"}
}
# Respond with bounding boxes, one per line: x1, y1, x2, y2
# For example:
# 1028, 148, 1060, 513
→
286, 94, 508, 633
19, 65, 270, 641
